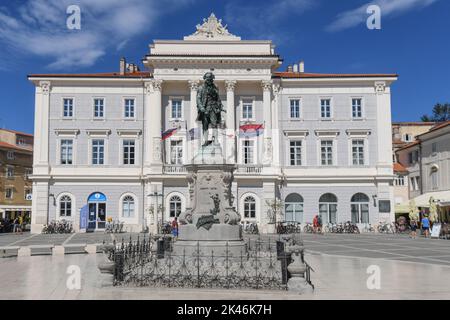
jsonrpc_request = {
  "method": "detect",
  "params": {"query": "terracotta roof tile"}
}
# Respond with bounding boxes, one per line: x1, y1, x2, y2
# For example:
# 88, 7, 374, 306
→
394, 162, 408, 173
417, 121, 450, 137
396, 140, 421, 151
0, 141, 33, 153
0, 128, 33, 137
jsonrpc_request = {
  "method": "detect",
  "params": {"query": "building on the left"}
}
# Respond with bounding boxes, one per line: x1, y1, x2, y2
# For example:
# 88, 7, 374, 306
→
0, 129, 33, 225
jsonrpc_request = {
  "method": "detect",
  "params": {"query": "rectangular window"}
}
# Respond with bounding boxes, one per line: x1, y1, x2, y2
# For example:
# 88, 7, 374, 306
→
242, 99, 253, 120
25, 168, 32, 179
243, 140, 255, 164
5, 188, 13, 200
170, 140, 183, 165
290, 141, 302, 166
124, 99, 135, 118
123, 140, 135, 165
92, 139, 105, 165
321, 140, 333, 166
171, 99, 182, 119
432, 142, 437, 154
63, 98, 73, 118
6, 167, 14, 179
60, 139, 73, 165
352, 140, 365, 165
7, 151, 14, 160
415, 177, 421, 191
94, 98, 104, 118
320, 99, 331, 119
352, 98, 362, 118
290, 99, 300, 119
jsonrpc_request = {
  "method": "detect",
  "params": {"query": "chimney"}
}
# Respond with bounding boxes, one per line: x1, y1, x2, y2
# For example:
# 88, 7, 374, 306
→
293, 64, 299, 73
120, 57, 126, 75
299, 60, 305, 73
287, 65, 293, 72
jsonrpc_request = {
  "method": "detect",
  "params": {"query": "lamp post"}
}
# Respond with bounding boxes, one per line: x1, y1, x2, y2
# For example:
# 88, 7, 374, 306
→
148, 185, 163, 234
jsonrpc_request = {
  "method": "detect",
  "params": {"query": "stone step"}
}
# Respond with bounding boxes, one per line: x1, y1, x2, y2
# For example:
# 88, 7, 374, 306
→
0, 246, 20, 258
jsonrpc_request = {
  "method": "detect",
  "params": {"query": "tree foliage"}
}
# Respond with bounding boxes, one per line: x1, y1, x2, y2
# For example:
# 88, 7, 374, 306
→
421, 103, 450, 122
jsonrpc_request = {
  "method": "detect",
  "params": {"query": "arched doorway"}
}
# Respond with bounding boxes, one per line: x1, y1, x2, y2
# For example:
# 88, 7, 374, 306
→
88, 192, 107, 230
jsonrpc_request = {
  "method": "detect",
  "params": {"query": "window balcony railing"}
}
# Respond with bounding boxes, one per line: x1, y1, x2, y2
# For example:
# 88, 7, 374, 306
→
237, 165, 263, 175
163, 165, 187, 174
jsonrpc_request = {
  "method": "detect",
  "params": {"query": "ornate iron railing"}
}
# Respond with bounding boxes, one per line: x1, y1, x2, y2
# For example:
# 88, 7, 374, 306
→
107, 235, 304, 290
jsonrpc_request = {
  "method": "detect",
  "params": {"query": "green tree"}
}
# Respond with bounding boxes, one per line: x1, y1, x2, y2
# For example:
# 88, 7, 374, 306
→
421, 103, 450, 122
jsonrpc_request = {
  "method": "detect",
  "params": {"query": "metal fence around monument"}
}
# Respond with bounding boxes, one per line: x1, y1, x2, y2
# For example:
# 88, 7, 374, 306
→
107, 235, 313, 290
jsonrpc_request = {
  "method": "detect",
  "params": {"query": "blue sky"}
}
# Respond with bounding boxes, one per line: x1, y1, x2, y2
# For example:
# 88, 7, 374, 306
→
0, 0, 449, 134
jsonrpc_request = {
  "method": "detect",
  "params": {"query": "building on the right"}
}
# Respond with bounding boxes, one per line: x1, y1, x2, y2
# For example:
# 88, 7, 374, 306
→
396, 121, 450, 222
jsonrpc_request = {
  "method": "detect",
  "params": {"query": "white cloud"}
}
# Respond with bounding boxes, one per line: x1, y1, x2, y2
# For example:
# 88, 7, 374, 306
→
0, 0, 195, 69
327, 0, 440, 32
224, 0, 317, 41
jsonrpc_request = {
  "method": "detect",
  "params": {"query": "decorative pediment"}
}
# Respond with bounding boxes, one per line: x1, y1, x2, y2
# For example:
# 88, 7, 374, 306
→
184, 13, 241, 41
346, 129, 371, 137
54, 129, 79, 137
86, 129, 111, 137
116, 129, 142, 137
283, 130, 309, 138
314, 130, 340, 138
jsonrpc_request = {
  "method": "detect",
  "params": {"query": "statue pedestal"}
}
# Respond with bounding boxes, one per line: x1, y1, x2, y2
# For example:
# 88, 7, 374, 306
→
174, 146, 244, 256
192, 143, 225, 165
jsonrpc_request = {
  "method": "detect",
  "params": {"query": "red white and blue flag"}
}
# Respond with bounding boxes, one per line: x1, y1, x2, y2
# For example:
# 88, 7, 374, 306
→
239, 124, 264, 138
161, 128, 177, 141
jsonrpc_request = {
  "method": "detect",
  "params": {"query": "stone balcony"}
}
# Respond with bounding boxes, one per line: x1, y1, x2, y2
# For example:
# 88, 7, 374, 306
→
163, 165, 187, 174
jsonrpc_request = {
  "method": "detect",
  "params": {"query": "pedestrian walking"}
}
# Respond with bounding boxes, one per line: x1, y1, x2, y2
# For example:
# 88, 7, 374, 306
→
313, 215, 319, 234
410, 220, 418, 239
317, 214, 323, 234
12, 217, 19, 233
18, 215, 23, 235
421, 215, 430, 238
171, 217, 179, 239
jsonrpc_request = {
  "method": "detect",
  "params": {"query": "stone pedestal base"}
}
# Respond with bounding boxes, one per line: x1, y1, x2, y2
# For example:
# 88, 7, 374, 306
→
173, 224, 245, 256
287, 278, 314, 294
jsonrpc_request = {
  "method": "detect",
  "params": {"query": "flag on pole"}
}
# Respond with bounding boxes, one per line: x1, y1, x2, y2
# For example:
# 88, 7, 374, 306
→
239, 124, 264, 138
188, 127, 201, 141
161, 128, 177, 141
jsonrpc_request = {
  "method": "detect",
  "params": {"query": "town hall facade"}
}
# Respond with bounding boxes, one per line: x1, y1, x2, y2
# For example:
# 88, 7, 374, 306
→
28, 14, 397, 233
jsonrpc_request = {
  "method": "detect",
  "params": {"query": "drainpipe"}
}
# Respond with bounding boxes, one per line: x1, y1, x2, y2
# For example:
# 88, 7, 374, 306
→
419, 141, 424, 195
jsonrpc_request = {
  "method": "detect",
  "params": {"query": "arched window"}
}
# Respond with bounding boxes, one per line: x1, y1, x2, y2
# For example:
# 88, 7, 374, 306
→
319, 193, 337, 224
122, 195, 135, 218
60, 195, 72, 217
430, 165, 439, 190
285, 193, 304, 223
351, 193, 370, 223
244, 196, 256, 219
169, 195, 182, 218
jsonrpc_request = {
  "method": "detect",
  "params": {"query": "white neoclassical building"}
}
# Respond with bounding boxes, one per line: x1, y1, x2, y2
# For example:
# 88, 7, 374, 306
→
28, 14, 397, 233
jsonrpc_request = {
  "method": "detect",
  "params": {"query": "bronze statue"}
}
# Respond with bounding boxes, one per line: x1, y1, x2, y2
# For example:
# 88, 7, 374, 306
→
196, 72, 226, 146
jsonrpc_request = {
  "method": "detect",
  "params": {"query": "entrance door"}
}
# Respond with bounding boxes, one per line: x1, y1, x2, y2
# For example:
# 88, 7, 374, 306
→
87, 193, 107, 230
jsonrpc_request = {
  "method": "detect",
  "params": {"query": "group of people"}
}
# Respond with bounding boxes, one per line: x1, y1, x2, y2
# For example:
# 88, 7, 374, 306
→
312, 214, 323, 234
409, 214, 431, 239
0, 215, 25, 234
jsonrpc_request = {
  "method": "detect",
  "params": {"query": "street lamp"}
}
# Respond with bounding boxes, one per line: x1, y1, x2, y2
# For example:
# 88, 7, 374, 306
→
148, 185, 164, 234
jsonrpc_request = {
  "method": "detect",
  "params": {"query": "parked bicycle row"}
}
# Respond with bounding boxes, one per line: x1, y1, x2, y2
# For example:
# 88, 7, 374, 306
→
42, 220, 73, 234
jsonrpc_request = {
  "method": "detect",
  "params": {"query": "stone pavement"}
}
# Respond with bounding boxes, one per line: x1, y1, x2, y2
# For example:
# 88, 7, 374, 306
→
2, 232, 450, 266
1, 252, 449, 300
